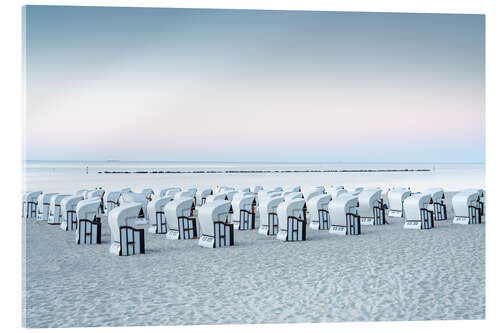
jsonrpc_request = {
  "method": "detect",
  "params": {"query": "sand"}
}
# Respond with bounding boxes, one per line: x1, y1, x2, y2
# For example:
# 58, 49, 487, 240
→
22, 192, 485, 327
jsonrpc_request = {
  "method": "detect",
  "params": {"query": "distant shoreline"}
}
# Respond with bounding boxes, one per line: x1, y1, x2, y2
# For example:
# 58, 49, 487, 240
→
97, 168, 431, 174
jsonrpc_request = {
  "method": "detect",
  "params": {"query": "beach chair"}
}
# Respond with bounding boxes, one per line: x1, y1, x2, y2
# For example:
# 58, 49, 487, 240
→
464, 188, 485, 217
308, 194, 332, 230
452, 190, 482, 224
253, 186, 264, 193
119, 192, 149, 228
86, 189, 105, 214
159, 187, 181, 197
141, 188, 154, 201
147, 196, 174, 234
387, 188, 412, 218
75, 199, 102, 244
403, 194, 434, 229
60, 195, 84, 231
196, 188, 213, 206
231, 194, 257, 230
103, 191, 121, 215
358, 189, 386, 225
258, 196, 284, 235
47, 194, 71, 224
22, 191, 42, 219
36, 193, 58, 221
423, 188, 447, 221
108, 203, 145, 256
328, 195, 360, 235
198, 201, 234, 248
276, 198, 307, 241
165, 198, 197, 240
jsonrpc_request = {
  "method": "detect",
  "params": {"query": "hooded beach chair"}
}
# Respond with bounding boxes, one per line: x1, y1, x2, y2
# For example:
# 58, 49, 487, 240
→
47, 194, 71, 224
119, 192, 149, 228
308, 194, 332, 230
75, 198, 102, 244
328, 195, 360, 235
141, 188, 154, 201
276, 198, 307, 241
36, 193, 58, 221
258, 196, 284, 235
358, 189, 386, 225
22, 191, 42, 219
231, 194, 257, 230
387, 188, 412, 218
196, 188, 213, 206
103, 191, 121, 215
403, 194, 434, 229
60, 195, 84, 231
147, 196, 174, 234
165, 197, 197, 240
422, 188, 447, 221
452, 190, 482, 224
108, 203, 145, 256
198, 200, 234, 248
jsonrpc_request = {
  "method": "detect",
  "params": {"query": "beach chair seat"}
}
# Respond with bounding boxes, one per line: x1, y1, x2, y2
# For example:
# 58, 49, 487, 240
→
198, 201, 234, 248
308, 194, 332, 230
109, 203, 145, 256
328, 195, 361, 235
76, 199, 102, 244
358, 189, 386, 226
276, 198, 307, 241
165, 198, 197, 240
403, 194, 434, 229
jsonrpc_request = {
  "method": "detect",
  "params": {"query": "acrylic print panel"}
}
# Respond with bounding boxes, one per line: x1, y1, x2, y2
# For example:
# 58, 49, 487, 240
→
22, 5, 485, 328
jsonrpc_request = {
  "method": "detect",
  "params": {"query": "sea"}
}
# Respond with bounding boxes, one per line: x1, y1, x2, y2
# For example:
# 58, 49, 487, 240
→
22, 161, 485, 194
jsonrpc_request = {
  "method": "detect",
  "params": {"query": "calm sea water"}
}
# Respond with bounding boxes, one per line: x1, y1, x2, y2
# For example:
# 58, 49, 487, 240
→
22, 161, 485, 194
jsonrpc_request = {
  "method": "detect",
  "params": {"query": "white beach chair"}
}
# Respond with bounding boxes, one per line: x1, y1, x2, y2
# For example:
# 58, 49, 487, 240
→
304, 190, 324, 202
165, 198, 197, 240
36, 193, 58, 221
452, 190, 482, 224
195, 188, 213, 206
463, 188, 485, 218
328, 195, 361, 235
205, 193, 228, 203
103, 191, 121, 215
258, 196, 284, 236
60, 195, 84, 231
119, 192, 149, 228
308, 194, 332, 230
147, 196, 174, 234
22, 191, 42, 219
358, 189, 386, 225
47, 194, 71, 224
198, 201, 234, 248
403, 194, 434, 229
387, 188, 412, 218
108, 203, 145, 256
141, 188, 154, 201
75, 198, 102, 244
231, 195, 257, 230
422, 188, 447, 221
276, 198, 307, 241
253, 186, 264, 193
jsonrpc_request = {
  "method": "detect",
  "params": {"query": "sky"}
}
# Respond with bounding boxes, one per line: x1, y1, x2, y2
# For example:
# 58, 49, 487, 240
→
23, 6, 485, 163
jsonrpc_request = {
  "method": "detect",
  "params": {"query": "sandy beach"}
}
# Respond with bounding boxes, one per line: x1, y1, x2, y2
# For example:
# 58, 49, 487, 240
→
22, 192, 485, 327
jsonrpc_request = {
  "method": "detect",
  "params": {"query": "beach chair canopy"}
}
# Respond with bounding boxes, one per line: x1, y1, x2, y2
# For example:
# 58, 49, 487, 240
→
75, 189, 88, 197
198, 200, 232, 237
403, 194, 432, 221
120, 188, 132, 194
388, 188, 412, 211
422, 188, 444, 202
159, 187, 181, 197
205, 193, 228, 203
87, 189, 105, 199
284, 192, 304, 201
232, 195, 256, 212
25, 191, 42, 203
147, 196, 174, 222
50, 194, 71, 207
108, 202, 142, 243
358, 189, 382, 217
38, 193, 58, 206
61, 195, 84, 214
304, 190, 324, 201
285, 186, 301, 192
141, 188, 154, 199
253, 186, 264, 193
104, 191, 121, 204
164, 197, 194, 229
224, 190, 239, 201
259, 196, 284, 218
240, 187, 251, 193
307, 194, 332, 221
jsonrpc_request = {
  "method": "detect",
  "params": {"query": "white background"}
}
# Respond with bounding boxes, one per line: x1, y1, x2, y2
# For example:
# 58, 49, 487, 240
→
1, 1, 498, 332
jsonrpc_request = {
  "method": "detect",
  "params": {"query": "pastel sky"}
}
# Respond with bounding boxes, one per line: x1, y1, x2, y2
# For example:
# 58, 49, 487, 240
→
23, 6, 485, 162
